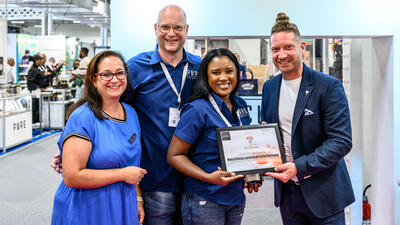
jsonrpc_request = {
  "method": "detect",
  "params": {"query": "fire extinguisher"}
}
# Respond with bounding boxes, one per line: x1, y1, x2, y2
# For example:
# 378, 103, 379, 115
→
363, 184, 371, 221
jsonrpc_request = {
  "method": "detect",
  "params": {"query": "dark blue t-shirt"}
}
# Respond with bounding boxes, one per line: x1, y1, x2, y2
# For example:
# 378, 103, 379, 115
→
174, 92, 251, 205
127, 46, 201, 192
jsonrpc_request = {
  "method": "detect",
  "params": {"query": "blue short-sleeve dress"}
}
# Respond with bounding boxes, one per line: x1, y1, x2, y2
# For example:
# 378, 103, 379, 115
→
51, 102, 141, 225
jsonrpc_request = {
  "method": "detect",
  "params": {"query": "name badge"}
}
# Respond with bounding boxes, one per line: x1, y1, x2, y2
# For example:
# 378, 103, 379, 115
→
168, 108, 180, 127
129, 133, 137, 144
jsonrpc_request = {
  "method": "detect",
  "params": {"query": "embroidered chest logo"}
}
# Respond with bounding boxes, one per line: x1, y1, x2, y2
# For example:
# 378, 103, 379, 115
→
186, 70, 198, 79
238, 108, 250, 118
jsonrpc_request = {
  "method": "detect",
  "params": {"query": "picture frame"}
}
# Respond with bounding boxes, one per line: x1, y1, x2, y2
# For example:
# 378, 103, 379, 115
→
216, 123, 286, 174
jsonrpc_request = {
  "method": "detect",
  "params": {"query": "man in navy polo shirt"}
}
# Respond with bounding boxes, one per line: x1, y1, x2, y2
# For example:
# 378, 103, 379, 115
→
126, 5, 201, 225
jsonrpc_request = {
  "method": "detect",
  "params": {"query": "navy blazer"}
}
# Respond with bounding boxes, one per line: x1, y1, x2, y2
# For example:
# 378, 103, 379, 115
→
261, 64, 355, 218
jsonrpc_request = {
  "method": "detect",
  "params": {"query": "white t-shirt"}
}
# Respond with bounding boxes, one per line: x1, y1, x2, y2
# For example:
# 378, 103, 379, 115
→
5, 65, 15, 84
278, 76, 302, 181
79, 56, 91, 77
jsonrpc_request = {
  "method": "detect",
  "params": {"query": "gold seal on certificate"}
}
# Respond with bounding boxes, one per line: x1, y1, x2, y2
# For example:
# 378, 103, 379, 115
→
216, 124, 286, 174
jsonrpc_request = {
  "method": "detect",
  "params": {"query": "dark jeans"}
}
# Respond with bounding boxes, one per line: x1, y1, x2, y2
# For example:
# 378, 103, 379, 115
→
279, 180, 345, 225
181, 193, 245, 225
142, 191, 182, 225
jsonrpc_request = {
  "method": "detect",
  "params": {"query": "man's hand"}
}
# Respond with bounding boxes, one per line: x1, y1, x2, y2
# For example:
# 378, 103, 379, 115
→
243, 175, 263, 193
265, 162, 297, 183
51, 153, 63, 174
243, 181, 262, 193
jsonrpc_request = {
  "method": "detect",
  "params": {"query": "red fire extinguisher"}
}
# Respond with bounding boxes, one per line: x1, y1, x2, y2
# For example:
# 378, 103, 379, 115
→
363, 184, 371, 220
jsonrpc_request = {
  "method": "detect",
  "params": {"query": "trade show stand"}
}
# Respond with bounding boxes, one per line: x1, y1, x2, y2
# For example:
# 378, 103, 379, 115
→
0, 93, 32, 153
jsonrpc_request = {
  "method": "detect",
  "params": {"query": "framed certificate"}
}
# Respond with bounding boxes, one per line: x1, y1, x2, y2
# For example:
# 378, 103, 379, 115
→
216, 123, 286, 174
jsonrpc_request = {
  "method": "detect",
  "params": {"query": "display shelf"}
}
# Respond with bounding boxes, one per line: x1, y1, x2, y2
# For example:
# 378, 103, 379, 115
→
0, 93, 33, 153
18, 63, 30, 81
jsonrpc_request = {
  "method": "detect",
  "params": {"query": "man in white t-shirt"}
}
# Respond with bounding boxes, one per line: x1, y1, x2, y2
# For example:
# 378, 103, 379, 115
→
78, 47, 91, 78
5, 58, 16, 84
261, 13, 354, 225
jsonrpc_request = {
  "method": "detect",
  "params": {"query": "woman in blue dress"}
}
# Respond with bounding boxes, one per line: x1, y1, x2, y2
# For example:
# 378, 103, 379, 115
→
167, 48, 252, 225
51, 50, 147, 225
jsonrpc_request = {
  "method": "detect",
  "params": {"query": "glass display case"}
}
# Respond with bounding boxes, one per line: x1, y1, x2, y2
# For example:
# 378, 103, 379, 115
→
41, 88, 75, 129
0, 93, 33, 152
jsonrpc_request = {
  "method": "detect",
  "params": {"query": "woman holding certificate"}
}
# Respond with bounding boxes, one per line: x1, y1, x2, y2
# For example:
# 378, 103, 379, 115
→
167, 48, 251, 225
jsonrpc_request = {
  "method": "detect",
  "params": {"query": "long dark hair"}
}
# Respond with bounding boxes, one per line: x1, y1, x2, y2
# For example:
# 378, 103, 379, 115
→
188, 48, 240, 103
67, 50, 131, 119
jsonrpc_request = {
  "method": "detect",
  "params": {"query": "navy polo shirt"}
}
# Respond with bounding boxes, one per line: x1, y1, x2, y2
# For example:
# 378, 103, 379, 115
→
174, 92, 251, 205
127, 46, 201, 192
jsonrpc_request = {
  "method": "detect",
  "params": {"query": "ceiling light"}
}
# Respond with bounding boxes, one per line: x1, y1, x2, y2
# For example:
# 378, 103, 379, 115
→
90, 18, 94, 21
11, 21, 25, 24
73, 20, 81, 24
90, 25, 95, 28
34, 25, 42, 28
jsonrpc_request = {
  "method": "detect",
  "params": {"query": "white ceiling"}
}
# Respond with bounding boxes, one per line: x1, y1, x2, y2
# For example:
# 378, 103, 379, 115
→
0, 0, 109, 29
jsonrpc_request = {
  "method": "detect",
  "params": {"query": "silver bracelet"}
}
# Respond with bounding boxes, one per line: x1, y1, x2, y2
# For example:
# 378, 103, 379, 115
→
137, 196, 143, 202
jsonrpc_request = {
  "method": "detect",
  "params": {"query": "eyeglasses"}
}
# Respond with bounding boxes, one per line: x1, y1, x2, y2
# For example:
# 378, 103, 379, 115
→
95, 71, 127, 81
157, 24, 186, 33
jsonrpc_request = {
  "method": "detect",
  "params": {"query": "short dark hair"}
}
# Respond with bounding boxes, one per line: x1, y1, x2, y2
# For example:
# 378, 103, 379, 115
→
29, 54, 43, 62
271, 13, 301, 41
188, 48, 240, 104
67, 50, 131, 119
80, 47, 89, 56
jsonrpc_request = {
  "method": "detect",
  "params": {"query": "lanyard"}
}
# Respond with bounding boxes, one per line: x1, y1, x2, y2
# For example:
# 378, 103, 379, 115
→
160, 62, 189, 105
208, 94, 242, 127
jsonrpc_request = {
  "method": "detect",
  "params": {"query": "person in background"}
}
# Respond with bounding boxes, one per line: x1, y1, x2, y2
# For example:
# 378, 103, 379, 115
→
234, 53, 247, 80
167, 48, 250, 225
49, 57, 56, 70
5, 58, 16, 84
21, 49, 32, 76
261, 13, 355, 225
78, 47, 91, 79
69, 59, 84, 101
51, 50, 147, 225
27, 54, 48, 91
38, 53, 55, 87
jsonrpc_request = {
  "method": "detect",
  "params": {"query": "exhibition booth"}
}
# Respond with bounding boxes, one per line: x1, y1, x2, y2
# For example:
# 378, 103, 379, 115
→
0, 31, 81, 152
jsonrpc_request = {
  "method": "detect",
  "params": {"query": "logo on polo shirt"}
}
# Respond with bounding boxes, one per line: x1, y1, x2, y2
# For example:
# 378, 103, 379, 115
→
186, 70, 198, 79
238, 108, 250, 118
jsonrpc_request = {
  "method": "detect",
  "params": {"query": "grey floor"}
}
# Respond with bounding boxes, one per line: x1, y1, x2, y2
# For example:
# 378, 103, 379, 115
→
0, 134, 282, 225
